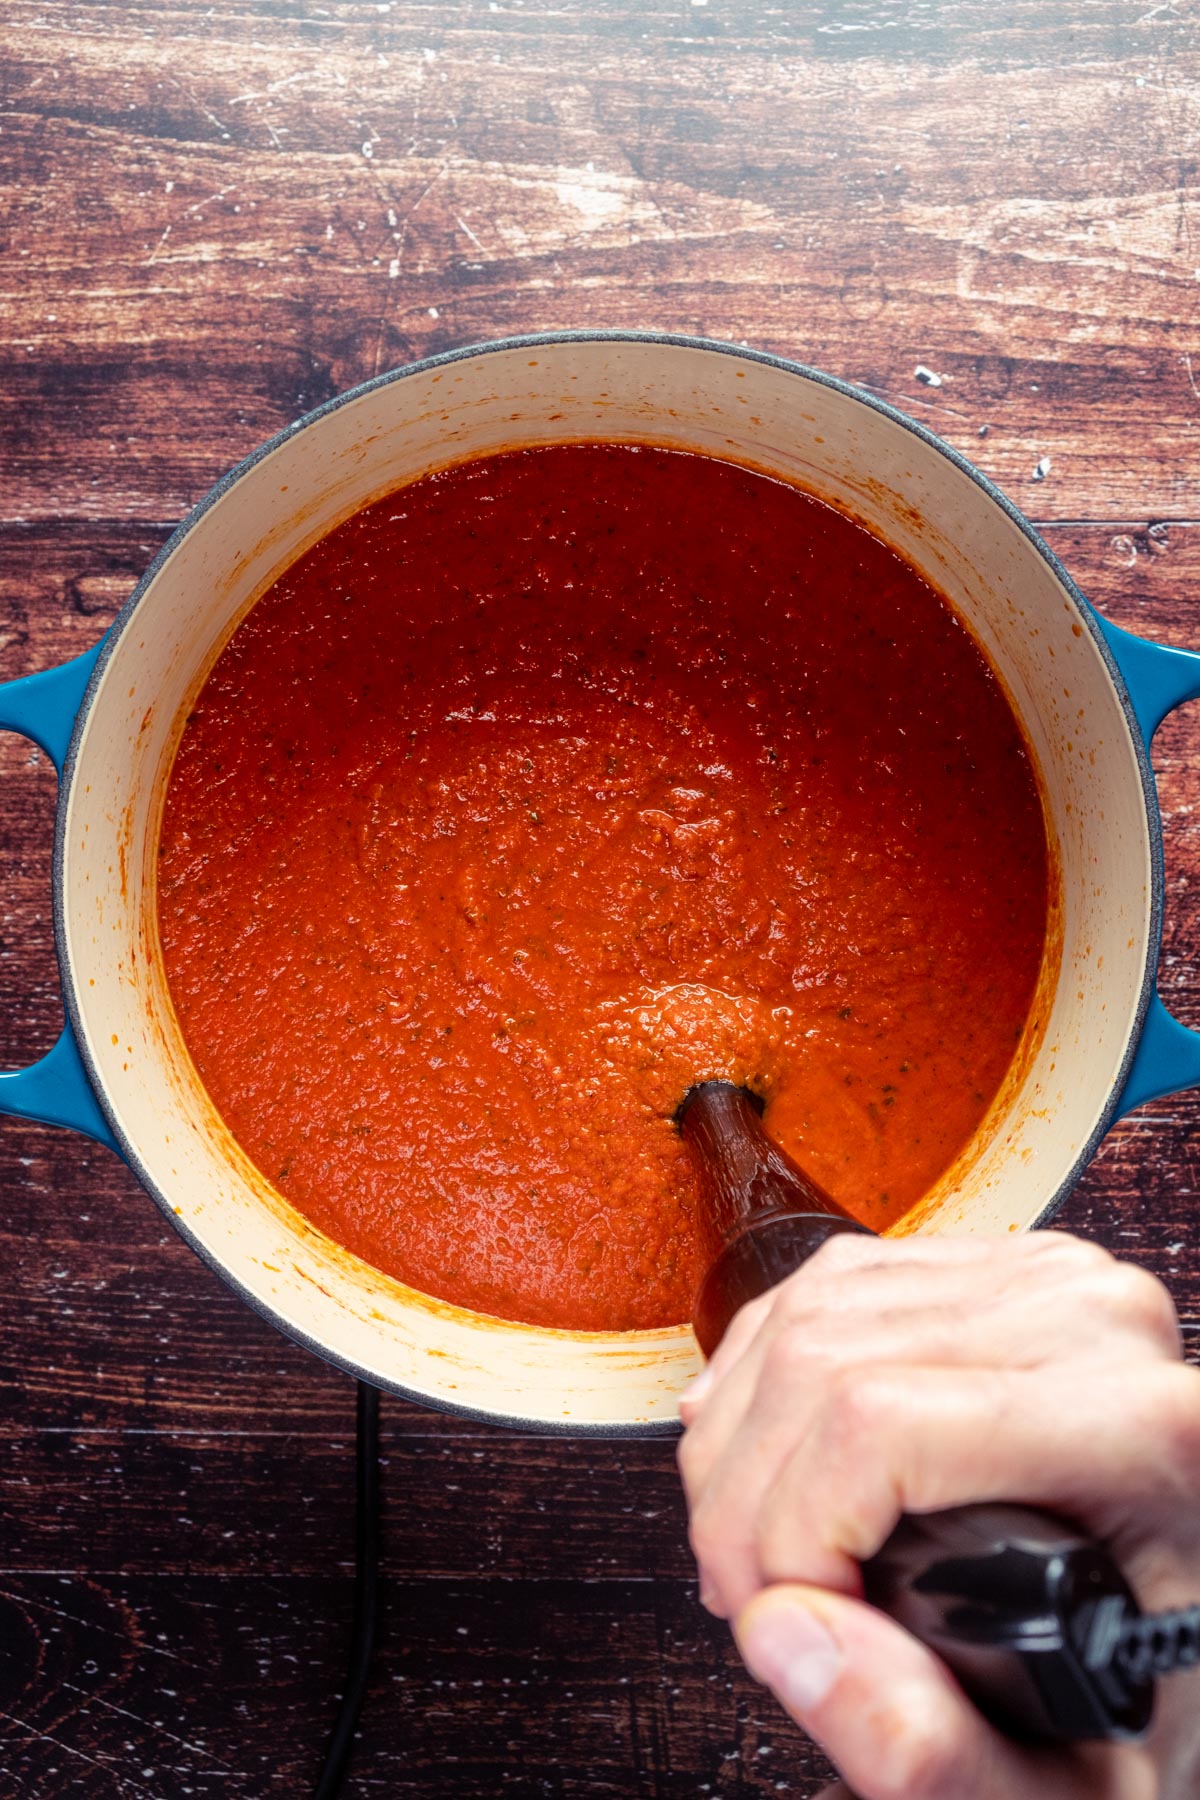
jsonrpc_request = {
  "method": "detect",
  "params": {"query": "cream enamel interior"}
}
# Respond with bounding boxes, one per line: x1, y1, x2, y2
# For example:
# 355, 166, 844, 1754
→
59, 338, 1152, 1428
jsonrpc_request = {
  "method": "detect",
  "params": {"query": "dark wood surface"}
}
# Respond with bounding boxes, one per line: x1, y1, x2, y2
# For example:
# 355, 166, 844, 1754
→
3, 3, 1200, 1794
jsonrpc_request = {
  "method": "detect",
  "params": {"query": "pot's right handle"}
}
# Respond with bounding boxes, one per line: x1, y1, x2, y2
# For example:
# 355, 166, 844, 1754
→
5, 619, 1199, 1142
0, 644, 118, 1150
1099, 618, 1200, 1117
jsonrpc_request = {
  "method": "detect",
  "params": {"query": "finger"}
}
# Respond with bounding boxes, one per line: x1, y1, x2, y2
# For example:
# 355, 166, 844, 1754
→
695, 1229, 1003, 1399
681, 1282, 1176, 1616
765, 1232, 1178, 1372
755, 1361, 1200, 1598
680, 1232, 1179, 1504
678, 1290, 771, 1423
686, 1233, 1003, 1416
727, 1233, 1174, 1411
685, 1248, 963, 1418
735, 1583, 1064, 1800
683, 1277, 1061, 1495
681, 1269, 1006, 1476
680, 1288, 1015, 1619
682, 1241, 1185, 1616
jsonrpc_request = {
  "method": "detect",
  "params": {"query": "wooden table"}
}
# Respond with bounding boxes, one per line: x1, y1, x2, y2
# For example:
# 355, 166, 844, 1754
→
2, 4, 1199, 1794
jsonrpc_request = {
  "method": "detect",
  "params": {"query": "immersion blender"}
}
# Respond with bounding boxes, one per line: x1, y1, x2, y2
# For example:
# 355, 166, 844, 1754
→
679, 1079, 1200, 1744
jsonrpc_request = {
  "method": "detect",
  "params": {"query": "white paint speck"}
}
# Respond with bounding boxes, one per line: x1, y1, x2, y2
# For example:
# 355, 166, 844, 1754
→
389, 258, 401, 278
428, 306, 439, 317
914, 364, 942, 387
1033, 456, 1052, 481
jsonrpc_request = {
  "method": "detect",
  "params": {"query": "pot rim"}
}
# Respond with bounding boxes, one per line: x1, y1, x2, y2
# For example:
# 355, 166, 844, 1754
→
50, 329, 1163, 1430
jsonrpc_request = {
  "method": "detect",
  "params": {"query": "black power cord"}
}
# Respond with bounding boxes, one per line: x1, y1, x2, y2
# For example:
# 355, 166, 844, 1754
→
1117, 1604, 1200, 1682
313, 1382, 382, 1799
303, 1383, 1200, 1776
1081, 1586, 1200, 1688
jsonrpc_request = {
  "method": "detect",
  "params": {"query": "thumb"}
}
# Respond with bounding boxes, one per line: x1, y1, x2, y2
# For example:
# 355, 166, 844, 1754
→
734, 1583, 1048, 1800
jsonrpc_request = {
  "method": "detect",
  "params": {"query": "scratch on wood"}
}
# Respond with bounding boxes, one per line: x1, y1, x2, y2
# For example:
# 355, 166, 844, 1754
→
167, 76, 231, 142
228, 70, 313, 108
0, 1707, 160, 1795
146, 183, 240, 266
456, 213, 486, 253
60, 1682, 245, 1777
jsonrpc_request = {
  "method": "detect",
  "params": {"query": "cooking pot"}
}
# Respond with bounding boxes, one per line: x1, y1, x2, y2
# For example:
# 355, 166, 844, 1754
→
3, 332, 1199, 1434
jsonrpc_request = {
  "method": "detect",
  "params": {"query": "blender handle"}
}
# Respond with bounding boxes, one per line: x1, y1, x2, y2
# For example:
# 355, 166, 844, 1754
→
701, 1210, 1155, 1745
0, 643, 118, 1149
681, 1090, 1155, 1746
862, 1501, 1151, 1743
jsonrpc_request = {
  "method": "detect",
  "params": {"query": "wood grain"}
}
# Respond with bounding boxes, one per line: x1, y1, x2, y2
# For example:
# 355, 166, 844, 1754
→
0, 1573, 834, 1798
3, 2, 1200, 1795
2, 2, 1199, 522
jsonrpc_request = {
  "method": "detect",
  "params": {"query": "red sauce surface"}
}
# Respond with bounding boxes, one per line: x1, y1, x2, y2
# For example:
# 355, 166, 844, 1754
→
158, 445, 1049, 1331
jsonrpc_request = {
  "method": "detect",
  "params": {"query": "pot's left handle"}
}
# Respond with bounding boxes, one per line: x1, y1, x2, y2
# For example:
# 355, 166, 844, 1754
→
1100, 617, 1200, 1118
0, 645, 119, 1151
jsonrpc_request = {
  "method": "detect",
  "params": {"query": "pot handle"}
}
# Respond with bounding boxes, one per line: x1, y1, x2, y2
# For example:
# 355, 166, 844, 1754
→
0, 643, 118, 1151
1099, 617, 1200, 1117
3, 618, 1198, 1141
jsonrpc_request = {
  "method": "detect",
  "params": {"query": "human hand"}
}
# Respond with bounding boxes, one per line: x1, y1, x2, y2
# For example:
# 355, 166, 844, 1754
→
677, 1230, 1200, 1798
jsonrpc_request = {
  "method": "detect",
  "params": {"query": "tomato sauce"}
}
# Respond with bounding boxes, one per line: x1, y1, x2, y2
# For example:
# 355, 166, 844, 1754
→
157, 445, 1049, 1331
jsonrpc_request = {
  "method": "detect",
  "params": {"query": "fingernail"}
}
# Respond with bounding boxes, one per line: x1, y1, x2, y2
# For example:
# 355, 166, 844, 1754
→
679, 1366, 713, 1411
699, 1579, 727, 1618
740, 1604, 843, 1714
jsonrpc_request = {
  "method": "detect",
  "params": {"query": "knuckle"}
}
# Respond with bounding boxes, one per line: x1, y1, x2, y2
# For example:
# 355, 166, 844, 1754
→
755, 1488, 834, 1591
1099, 1262, 1180, 1347
815, 1365, 896, 1460
761, 1322, 819, 1387
687, 1495, 724, 1571
830, 1363, 893, 1432
872, 1711, 963, 1800
806, 1230, 874, 1280
675, 1426, 704, 1488
772, 1273, 817, 1322
772, 1275, 840, 1337
1033, 1229, 1109, 1275
699, 1294, 772, 1388
1028, 1237, 1183, 1354
734, 1292, 775, 1338
1147, 1365, 1200, 1477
